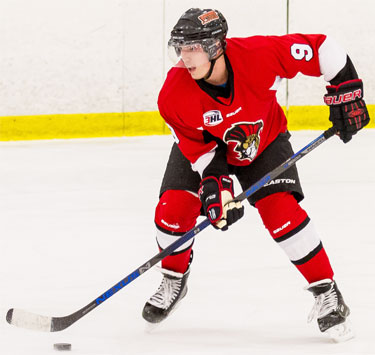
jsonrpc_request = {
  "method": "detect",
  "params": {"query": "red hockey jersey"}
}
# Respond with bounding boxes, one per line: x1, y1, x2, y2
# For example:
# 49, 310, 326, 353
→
158, 34, 328, 168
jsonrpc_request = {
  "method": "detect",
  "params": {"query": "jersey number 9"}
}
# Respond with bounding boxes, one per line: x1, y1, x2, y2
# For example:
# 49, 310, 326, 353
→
291, 43, 313, 62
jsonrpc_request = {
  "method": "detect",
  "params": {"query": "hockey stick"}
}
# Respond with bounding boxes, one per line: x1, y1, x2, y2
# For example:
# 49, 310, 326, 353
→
6, 126, 337, 332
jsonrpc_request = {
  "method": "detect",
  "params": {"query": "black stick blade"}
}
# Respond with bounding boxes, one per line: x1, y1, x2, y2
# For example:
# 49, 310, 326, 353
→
6, 309, 13, 324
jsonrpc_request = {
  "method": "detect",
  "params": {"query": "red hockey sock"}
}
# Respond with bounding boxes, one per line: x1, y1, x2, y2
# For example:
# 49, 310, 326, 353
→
161, 247, 193, 274
294, 247, 333, 283
256, 192, 334, 283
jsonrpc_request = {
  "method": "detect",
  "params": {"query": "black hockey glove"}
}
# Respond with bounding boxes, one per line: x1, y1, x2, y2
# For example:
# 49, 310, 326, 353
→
324, 79, 369, 143
198, 175, 244, 231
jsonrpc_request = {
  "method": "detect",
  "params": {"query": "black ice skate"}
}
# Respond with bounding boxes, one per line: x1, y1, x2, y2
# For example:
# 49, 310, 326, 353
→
142, 266, 190, 324
306, 279, 353, 342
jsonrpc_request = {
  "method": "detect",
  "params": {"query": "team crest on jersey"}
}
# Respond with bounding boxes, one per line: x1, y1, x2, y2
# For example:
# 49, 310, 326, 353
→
224, 120, 264, 161
203, 110, 223, 126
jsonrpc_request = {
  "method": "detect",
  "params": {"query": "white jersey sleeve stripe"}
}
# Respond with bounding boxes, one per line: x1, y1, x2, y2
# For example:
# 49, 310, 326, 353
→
318, 36, 347, 82
191, 146, 217, 177
269, 75, 283, 91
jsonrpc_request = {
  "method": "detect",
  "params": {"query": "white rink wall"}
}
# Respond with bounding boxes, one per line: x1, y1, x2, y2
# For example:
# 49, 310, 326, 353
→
0, 0, 374, 117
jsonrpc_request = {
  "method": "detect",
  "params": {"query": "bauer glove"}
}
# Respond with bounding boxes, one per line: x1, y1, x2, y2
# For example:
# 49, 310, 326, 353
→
198, 175, 244, 231
324, 79, 370, 143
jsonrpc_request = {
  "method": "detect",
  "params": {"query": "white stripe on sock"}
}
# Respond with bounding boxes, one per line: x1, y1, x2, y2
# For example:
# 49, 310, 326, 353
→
156, 229, 194, 252
278, 220, 321, 262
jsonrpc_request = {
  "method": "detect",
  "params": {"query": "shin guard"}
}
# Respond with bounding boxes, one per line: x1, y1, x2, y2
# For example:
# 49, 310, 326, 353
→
154, 190, 201, 273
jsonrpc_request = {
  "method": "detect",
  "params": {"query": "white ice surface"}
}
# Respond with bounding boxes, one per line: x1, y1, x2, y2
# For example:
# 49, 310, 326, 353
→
0, 130, 374, 354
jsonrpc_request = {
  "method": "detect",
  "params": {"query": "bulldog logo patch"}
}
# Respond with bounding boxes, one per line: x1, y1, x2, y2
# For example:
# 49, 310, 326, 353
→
224, 120, 264, 161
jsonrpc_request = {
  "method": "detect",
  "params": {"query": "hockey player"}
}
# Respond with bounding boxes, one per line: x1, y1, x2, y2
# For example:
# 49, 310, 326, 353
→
142, 8, 369, 341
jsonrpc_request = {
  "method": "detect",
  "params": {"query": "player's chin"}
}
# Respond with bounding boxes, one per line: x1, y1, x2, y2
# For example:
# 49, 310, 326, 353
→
187, 67, 198, 77
187, 67, 205, 80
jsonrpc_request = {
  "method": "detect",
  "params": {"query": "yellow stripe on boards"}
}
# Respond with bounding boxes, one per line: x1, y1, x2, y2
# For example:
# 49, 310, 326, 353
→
0, 113, 124, 141
285, 106, 330, 130
0, 105, 373, 141
0, 112, 169, 141
123, 111, 169, 136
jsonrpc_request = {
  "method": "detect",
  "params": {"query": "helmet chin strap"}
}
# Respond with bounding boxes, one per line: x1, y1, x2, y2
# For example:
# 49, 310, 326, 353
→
203, 52, 224, 81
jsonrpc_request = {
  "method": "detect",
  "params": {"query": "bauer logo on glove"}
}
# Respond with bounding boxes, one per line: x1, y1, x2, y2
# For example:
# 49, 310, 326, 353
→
324, 88, 362, 105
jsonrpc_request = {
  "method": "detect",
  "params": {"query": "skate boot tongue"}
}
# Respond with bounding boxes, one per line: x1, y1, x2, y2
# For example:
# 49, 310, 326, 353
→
307, 279, 334, 297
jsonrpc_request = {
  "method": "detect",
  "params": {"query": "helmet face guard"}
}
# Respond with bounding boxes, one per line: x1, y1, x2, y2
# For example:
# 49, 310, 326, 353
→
167, 38, 223, 68
168, 8, 228, 68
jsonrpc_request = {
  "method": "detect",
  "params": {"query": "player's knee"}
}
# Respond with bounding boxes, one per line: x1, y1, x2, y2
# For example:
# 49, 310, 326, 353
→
155, 190, 201, 234
255, 191, 308, 240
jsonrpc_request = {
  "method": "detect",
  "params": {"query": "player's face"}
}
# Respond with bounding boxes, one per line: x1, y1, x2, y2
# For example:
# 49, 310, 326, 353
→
180, 44, 211, 80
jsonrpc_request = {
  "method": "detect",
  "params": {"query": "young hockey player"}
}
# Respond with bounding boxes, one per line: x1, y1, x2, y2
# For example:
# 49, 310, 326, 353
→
142, 8, 369, 341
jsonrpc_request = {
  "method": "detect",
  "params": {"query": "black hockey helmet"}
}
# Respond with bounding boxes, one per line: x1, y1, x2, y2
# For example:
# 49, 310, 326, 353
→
168, 8, 228, 64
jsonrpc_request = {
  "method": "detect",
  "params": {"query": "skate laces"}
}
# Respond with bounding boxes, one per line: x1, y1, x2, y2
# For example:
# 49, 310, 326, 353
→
148, 274, 182, 310
307, 283, 338, 323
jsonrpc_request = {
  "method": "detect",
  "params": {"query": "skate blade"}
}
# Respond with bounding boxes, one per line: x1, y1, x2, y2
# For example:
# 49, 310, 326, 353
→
144, 298, 185, 334
326, 319, 355, 342
144, 321, 161, 334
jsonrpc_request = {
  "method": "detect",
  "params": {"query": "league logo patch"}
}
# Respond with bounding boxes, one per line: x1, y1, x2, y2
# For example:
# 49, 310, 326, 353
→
198, 10, 219, 25
203, 110, 223, 126
224, 120, 264, 161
